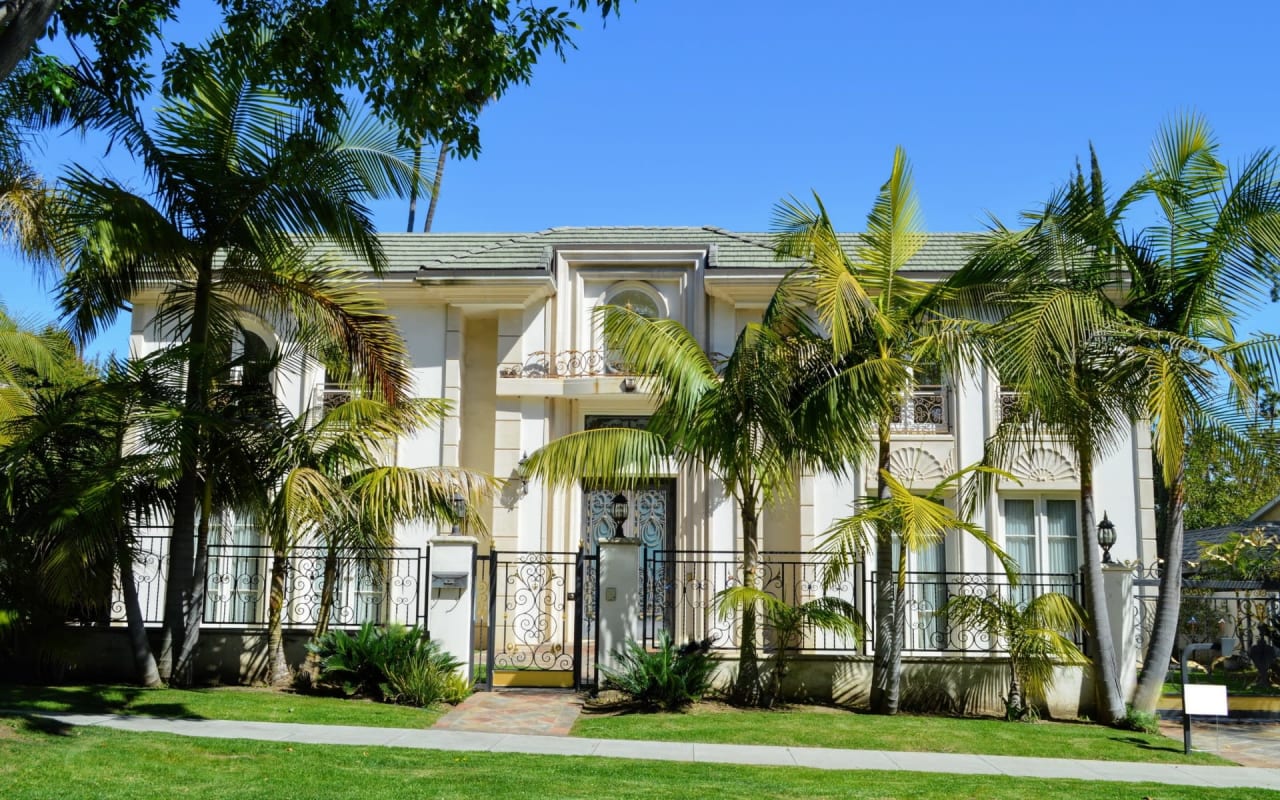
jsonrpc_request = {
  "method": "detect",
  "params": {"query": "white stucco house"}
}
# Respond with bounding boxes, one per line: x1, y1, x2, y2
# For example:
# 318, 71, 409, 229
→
122, 226, 1157, 705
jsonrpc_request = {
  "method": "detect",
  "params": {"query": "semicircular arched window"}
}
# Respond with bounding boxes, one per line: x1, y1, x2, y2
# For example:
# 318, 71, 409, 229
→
603, 284, 665, 373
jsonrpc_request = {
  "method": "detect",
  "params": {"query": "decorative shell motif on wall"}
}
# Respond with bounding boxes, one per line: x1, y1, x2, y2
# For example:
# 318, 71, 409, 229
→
1009, 448, 1078, 483
886, 446, 952, 485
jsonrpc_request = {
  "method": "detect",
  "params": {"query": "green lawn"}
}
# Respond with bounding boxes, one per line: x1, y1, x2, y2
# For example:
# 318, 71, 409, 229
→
1163, 669, 1280, 696
0, 684, 444, 728
0, 719, 1269, 800
573, 705, 1230, 765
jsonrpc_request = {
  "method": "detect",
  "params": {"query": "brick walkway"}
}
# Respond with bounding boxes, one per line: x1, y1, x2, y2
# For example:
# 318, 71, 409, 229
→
1160, 718, 1280, 769
432, 689, 583, 736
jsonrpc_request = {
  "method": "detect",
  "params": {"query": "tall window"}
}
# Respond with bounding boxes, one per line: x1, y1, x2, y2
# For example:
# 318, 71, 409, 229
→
603, 284, 664, 372
1002, 496, 1079, 579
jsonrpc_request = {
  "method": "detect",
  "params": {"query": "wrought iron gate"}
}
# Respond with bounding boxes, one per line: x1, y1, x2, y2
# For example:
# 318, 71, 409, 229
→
484, 550, 597, 690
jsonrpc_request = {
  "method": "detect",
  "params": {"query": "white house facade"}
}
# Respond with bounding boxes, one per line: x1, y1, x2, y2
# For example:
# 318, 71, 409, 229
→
121, 226, 1157, 707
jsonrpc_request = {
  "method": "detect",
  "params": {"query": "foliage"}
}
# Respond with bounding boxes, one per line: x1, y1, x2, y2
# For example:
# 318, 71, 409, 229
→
306, 624, 461, 705
1183, 425, 1280, 530
5, 2, 623, 154
715, 586, 863, 708
1193, 528, 1280, 582
599, 632, 717, 711
1118, 707, 1161, 735
768, 148, 1011, 717
385, 651, 471, 707
939, 592, 1087, 721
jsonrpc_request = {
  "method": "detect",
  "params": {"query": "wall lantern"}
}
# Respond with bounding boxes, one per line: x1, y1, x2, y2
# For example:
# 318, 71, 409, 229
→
1097, 512, 1117, 563
610, 492, 630, 539
516, 452, 530, 497
450, 491, 467, 536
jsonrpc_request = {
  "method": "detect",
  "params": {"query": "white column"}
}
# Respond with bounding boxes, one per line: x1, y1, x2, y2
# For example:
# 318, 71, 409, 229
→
1102, 563, 1138, 703
426, 535, 478, 680
596, 538, 642, 675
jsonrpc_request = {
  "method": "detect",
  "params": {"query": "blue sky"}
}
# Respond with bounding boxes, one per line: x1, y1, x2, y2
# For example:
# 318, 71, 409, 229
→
6, 0, 1279, 356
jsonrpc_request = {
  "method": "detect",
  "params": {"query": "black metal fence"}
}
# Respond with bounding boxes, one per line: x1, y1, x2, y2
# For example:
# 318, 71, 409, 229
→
111, 535, 428, 630
643, 549, 1081, 656
1134, 574, 1280, 656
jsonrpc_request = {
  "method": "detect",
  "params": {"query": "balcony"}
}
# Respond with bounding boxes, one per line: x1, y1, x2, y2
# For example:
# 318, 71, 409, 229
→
891, 386, 950, 434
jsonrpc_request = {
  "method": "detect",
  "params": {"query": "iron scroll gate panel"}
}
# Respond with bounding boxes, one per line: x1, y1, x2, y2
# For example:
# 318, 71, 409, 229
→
485, 550, 598, 690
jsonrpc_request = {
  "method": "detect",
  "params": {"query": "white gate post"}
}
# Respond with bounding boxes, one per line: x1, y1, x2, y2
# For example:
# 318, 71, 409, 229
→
596, 537, 642, 677
1102, 562, 1138, 703
426, 535, 478, 680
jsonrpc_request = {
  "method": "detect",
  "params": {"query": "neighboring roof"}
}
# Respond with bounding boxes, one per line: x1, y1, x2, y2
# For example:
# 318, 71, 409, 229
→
373, 227, 978, 273
1182, 520, 1280, 565
1249, 490, 1280, 522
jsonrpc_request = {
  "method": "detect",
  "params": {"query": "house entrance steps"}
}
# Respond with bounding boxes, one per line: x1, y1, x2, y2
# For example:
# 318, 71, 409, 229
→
431, 689, 582, 736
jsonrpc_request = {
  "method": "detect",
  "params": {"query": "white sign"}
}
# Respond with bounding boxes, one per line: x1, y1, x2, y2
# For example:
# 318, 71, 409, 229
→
1183, 684, 1229, 716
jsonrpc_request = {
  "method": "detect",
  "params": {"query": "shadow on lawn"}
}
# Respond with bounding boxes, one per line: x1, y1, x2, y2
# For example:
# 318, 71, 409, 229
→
0, 684, 203, 720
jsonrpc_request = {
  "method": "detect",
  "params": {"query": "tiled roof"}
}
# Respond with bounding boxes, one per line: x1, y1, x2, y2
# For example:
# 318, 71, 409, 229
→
369, 227, 978, 273
1183, 521, 1280, 565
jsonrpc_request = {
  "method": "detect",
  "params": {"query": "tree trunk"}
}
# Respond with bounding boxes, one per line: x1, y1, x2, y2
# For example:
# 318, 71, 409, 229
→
118, 548, 162, 687
1006, 664, 1024, 720
0, 0, 59, 85
423, 142, 448, 233
1078, 441, 1127, 724
1132, 459, 1187, 712
303, 545, 341, 682
869, 424, 901, 714
731, 494, 761, 706
266, 543, 291, 687
405, 136, 423, 232
159, 260, 215, 680
173, 478, 214, 685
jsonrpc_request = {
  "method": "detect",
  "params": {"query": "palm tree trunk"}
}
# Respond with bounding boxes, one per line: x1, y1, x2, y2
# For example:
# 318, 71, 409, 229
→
406, 136, 423, 232
118, 547, 162, 687
1007, 664, 1024, 720
1132, 459, 1186, 711
423, 142, 447, 233
302, 545, 340, 683
1078, 440, 1127, 723
732, 493, 761, 706
159, 260, 214, 681
173, 477, 214, 685
266, 543, 290, 687
870, 427, 901, 714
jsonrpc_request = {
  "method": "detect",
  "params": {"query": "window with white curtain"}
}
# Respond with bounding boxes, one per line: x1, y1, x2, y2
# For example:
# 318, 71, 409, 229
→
1002, 496, 1079, 575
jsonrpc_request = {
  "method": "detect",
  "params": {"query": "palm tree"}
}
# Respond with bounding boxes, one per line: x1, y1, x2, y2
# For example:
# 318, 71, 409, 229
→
522, 305, 867, 706
259, 393, 493, 686
42, 30, 421, 683
817, 467, 1017, 710
715, 586, 863, 708
770, 148, 990, 715
940, 591, 1087, 721
1108, 116, 1280, 711
952, 136, 1264, 723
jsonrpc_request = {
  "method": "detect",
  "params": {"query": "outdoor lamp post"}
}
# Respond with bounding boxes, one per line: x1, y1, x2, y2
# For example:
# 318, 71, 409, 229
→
1097, 512, 1117, 563
610, 492, 629, 539
450, 491, 467, 536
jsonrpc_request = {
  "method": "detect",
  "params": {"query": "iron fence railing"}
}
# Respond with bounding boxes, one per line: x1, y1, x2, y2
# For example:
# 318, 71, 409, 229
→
110, 534, 427, 630
1134, 577, 1279, 657
643, 549, 1080, 656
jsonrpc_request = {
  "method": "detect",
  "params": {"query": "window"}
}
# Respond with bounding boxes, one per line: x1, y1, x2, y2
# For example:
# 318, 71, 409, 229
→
602, 283, 665, 373
1002, 496, 1079, 603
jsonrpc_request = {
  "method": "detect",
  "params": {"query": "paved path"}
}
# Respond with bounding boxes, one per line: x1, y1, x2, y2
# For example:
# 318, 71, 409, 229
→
1160, 718, 1280, 769
433, 689, 582, 736
27, 711, 1280, 791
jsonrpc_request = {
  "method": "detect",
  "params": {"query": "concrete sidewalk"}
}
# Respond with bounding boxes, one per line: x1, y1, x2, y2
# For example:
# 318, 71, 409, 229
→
28, 712, 1280, 791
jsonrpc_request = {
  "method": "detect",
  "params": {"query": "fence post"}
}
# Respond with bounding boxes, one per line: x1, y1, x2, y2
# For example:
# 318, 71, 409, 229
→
597, 537, 642, 676
1102, 562, 1138, 703
426, 535, 478, 680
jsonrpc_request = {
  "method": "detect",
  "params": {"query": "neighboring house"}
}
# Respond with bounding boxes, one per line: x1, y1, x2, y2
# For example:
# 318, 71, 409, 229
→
1183, 493, 1280, 569
122, 227, 1159, 698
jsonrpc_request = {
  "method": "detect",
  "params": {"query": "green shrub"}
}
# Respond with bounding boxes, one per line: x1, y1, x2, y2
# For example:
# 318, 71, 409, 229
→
306, 623, 462, 704
1118, 706, 1161, 734
385, 650, 471, 707
600, 633, 716, 711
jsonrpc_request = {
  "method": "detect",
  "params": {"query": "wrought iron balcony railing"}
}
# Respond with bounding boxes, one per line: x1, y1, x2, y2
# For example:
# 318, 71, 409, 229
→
499, 349, 729, 380
890, 386, 950, 433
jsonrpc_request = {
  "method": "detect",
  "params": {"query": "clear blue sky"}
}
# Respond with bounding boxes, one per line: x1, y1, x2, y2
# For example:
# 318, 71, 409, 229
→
6, 0, 1279, 357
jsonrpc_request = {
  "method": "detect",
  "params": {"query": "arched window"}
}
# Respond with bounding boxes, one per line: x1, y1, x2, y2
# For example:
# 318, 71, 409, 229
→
606, 286, 664, 320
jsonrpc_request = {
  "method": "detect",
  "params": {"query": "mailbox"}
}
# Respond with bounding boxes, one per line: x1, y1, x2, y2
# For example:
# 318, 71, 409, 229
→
431, 572, 468, 590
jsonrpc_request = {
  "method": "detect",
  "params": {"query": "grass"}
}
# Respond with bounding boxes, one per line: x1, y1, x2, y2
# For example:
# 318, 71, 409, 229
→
0, 684, 445, 728
573, 704, 1231, 765
0, 718, 1270, 800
